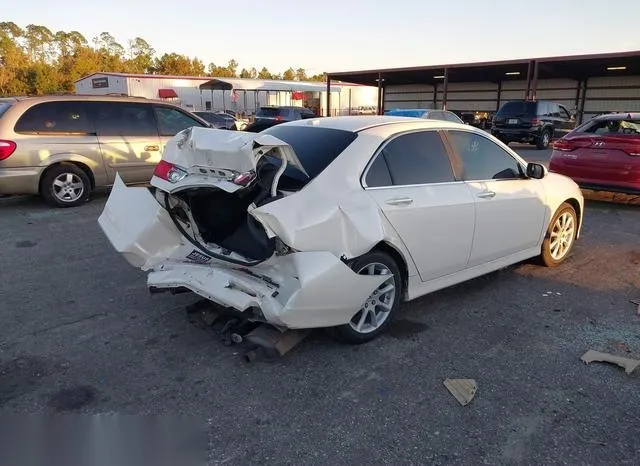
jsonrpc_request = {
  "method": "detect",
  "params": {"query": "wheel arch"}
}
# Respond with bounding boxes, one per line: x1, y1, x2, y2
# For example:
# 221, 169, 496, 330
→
371, 241, 410, 299
39, 161, 96, 194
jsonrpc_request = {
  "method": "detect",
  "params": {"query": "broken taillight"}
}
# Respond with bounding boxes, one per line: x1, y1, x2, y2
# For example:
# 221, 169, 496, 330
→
153, 160, 188, 183
232, 171, 256, 186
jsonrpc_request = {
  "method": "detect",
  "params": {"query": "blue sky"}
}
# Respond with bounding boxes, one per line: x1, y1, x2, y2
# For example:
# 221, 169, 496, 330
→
8, 0, 640, 74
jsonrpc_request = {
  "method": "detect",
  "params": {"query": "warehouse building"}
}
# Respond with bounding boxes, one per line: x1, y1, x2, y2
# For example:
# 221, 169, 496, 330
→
74, 72, 377, 116
326, 51, 640, 124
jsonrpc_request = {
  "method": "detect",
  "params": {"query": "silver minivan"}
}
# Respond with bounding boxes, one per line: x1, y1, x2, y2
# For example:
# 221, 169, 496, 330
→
0, 95, 211, 207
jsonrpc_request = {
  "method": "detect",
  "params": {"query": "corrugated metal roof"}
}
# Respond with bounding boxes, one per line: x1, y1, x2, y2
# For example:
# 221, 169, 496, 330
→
199, 77, 340, 92
75, 72, 212, 83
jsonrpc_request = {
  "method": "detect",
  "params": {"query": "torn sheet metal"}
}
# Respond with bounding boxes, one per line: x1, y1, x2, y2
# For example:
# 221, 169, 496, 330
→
581, 350, 640, 375
98, 174, 185, 270
146, 251, 387, 329
443, 379, 477, 406
154, 127, 307, 194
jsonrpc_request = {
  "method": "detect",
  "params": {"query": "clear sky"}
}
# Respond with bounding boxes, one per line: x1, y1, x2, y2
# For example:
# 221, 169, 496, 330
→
7, 0, 640, 74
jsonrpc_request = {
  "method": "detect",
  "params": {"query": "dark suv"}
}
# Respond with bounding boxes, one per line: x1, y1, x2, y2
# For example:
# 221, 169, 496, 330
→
255, 106, 317, 122
492, 100, 576, 149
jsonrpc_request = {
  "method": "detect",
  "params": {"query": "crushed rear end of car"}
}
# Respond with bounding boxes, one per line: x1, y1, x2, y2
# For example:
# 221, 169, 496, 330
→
98, 126, 387, 329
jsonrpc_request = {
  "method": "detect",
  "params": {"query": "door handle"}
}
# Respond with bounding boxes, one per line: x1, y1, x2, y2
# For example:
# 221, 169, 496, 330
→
144, 145, 160, 152
477, 190, 496, 199
386, 197, 414, 206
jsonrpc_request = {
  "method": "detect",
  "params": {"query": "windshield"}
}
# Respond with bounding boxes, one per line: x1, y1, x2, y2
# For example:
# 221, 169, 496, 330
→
261, 125, 358, 180
496, 101, 537, 117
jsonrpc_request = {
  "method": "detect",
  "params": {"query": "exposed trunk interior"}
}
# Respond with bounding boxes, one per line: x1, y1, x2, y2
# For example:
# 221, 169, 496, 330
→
167, 158, 308, 263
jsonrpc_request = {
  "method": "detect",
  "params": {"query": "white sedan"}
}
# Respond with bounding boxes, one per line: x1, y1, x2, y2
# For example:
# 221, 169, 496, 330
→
98, 116, 584, 343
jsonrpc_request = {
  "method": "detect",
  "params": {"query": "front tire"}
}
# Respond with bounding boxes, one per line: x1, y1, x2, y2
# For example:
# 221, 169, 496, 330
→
41, 163, 91, 208
335, 251, 402, 344
540, 202, 577, 267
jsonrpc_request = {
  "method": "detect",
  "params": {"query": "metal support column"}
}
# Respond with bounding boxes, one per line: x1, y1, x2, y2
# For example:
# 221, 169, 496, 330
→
442, 68, 449, 110
348, 88, 352, 116
326, 77, 331, 117
525, 60, 533, 100
433, 82, 438, 108
496, 81, 502, 111
531, 61, 539, 101
579, 78, 588, 124
377, 73, 383, 115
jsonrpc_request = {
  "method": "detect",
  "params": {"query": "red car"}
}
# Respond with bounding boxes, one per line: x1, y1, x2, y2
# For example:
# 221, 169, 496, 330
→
549, 113, 640, 194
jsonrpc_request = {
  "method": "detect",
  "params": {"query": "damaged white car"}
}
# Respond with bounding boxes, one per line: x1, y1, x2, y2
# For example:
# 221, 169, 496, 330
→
98, 116, 584, 343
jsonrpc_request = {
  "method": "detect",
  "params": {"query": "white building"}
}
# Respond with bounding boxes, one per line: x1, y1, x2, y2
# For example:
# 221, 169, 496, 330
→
74, 72, 378, 117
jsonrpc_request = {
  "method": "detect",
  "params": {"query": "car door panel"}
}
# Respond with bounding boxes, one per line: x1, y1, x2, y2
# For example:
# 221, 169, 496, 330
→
367, 184, 475, 281
445, 129, 547, 266
465, 180, 546, 265
89, 101, 161, 185
362, 130, 475, 282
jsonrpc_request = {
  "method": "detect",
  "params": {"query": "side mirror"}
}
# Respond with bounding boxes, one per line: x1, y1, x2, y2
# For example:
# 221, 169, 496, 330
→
526, 162, 547, 179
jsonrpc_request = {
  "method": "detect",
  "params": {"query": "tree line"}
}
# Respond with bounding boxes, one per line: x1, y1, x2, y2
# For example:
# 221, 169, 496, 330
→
0, 22, 326, 97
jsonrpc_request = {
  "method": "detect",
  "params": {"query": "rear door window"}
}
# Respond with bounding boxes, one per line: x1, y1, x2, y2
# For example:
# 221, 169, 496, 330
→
368, 130, 455, 186
89, 102, 158, 137
15, 101, 94, 134
155, 106, 205, 136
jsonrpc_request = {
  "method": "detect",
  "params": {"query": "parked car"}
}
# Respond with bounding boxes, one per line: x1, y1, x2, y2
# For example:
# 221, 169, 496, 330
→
492, 100, 576, 149
0, 95, 211, 207
549, 112, 640, 194
384, 108, 464, 124
98, 116, 584, 343
243, 119, 284, 133
255, 106, 317, 123
193, 111, 238, 130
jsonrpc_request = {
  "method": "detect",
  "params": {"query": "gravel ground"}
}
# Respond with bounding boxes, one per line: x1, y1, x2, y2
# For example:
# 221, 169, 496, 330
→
1, 148, 639, 465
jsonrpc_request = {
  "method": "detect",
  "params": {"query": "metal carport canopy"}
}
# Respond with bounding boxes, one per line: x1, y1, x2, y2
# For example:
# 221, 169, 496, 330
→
325, 51, 640, 86
199, 77, 341, 92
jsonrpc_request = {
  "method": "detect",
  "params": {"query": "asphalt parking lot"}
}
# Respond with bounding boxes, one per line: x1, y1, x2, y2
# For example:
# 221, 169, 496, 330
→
1, 147, 639, 465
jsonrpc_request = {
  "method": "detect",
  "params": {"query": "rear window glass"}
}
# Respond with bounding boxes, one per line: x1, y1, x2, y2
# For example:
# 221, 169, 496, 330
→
257, 108, 280, 117
15, 101, 94, 134
261, 125, 358, 179
496, 101, 537, 117
579, 118, 640, 134
0, 102, 12, 119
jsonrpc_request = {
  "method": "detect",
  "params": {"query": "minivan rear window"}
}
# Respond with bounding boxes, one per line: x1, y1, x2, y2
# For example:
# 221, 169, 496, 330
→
14, 101, 94, 134
496, 101, 537, 117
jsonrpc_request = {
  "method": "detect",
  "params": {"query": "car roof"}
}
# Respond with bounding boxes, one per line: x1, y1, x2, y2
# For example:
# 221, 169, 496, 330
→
5, 95, 166, 104
280, 115, 470, 132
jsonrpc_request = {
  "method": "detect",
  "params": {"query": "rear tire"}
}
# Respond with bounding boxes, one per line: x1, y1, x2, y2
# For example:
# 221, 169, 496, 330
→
335, 251, 402, 344
536, 128, 551, 150
539, 202, 577, 267
41, 163, 91, 208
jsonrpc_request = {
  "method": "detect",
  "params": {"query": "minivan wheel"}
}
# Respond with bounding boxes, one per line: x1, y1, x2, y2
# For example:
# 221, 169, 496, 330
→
41, 163, 91, 208
537, 129, 551, 150
335, 251, 402, 344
